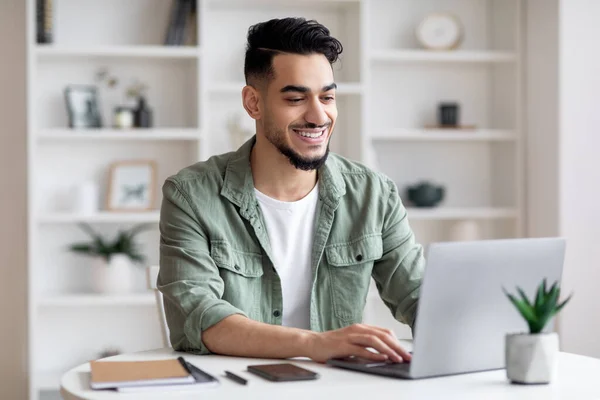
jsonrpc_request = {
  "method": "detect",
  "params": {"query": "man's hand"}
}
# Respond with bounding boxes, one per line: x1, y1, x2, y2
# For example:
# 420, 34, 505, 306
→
307, 324, 411, 364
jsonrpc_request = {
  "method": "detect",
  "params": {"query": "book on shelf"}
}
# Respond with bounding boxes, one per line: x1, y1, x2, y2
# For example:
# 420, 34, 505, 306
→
164, 0, 197, 46
36, 0, 53, 44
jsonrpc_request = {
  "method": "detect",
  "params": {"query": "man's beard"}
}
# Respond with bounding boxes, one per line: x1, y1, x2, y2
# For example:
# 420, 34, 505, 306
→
264, 122, 331, 171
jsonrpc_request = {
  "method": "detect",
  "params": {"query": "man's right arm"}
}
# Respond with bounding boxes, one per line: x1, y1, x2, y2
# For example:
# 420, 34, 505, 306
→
159, 178, 410, 363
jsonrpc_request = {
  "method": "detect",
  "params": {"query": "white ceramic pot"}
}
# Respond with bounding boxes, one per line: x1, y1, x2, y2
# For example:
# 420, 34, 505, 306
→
505, 332, 559, 384
91, 254, 135, 294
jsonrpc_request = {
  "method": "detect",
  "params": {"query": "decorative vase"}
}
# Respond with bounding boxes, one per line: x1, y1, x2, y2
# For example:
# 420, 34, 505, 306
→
91, 254, 135, 294
406, 181, 445, 207
439, 102, 460, 127
134, 96, 153, 128
71, 181, 99, 215
505, 332, 559, 384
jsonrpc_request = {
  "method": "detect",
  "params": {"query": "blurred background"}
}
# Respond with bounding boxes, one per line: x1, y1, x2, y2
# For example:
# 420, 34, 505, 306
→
1, 0, 599, 398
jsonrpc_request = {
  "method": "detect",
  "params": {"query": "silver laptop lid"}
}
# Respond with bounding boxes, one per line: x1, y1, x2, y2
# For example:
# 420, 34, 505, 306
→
409, 237, 566, 379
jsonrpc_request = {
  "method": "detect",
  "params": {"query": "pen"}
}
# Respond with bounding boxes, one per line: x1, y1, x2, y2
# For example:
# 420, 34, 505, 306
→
177, 356, 193, 375
225, 370, 248, 385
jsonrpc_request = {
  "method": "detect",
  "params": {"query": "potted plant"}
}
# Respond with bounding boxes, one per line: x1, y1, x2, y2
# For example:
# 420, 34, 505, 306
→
69, 223, 152, 294
503, 279, 572, 384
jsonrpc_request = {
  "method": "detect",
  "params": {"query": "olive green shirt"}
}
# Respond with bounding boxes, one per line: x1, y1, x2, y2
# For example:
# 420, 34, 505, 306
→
158, 136, 425, 354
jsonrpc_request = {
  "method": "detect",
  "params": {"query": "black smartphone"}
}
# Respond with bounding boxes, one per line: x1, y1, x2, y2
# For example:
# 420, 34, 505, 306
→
247, 363, 319, 382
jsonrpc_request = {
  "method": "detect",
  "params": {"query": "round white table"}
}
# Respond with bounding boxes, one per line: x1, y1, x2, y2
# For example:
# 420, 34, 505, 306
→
61, 342, 600, 400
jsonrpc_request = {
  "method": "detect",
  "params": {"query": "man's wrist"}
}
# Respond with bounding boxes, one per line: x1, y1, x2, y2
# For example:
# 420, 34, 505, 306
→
296, 329, 320, 359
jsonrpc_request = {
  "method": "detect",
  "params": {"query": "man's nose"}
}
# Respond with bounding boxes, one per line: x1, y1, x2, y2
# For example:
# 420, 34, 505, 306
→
304, 98, 329, 127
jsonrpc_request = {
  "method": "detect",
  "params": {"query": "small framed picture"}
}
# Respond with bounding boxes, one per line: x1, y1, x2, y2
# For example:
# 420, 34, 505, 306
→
64, 85, 102, 128
106, 161, 157, 211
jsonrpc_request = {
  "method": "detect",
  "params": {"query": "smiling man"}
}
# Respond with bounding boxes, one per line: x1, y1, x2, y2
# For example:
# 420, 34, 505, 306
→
158, 18, 424, 364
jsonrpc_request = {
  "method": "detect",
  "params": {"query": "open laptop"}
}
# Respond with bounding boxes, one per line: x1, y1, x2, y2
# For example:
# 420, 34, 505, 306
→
326, 237, 566, 379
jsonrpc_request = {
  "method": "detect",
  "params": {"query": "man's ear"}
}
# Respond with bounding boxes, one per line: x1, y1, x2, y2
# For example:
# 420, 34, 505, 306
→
242, 85, 262, 120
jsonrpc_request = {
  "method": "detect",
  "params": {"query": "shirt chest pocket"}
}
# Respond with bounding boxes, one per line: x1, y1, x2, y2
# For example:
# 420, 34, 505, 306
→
210, 241, 264, 317
325, 234, 383, 321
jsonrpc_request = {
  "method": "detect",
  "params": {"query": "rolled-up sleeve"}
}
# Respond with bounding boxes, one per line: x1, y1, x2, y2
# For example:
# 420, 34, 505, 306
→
371, 180, 425, 330
158, 179, 246, 354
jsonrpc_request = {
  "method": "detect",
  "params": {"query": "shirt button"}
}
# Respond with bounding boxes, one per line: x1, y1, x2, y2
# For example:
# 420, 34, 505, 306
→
234, 265, 240, 271
356, 254, 363, 262
273, 310, 281, 317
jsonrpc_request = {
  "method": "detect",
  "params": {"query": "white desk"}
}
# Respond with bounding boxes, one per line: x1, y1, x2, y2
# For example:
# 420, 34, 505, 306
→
61, 342, 600, 400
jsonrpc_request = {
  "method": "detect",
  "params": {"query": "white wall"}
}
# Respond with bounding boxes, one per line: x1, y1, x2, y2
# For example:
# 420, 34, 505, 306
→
558, 0, 600, 358
526, 0, 559, 239
528, 0, 600, 358
0, 0, 28, 398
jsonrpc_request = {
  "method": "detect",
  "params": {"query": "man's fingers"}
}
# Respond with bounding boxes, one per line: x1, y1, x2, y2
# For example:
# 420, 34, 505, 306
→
350, 334, 403, 362
355, 325, 412, 361
349, 346, 390, 362
376, 333, 412, 361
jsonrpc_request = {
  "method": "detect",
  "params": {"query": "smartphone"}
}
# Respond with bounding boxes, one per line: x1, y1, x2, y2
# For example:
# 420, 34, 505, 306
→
247, 363, 320, 382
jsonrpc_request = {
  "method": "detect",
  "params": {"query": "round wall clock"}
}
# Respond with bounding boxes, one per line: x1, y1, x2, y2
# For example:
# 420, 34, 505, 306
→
416, 13, 463, 50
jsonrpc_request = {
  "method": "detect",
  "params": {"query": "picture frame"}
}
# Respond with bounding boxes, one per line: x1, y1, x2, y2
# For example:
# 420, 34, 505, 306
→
64, 85, 103, 128
106, 160, 157, 212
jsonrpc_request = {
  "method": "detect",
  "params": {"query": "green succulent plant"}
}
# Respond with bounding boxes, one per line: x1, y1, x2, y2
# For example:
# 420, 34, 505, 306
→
69, 223, 152, 264
503, 279, 572, 334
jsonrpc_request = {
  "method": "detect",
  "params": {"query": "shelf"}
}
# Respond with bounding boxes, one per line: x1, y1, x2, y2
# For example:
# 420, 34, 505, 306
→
405, 207, 518, 221
38, 212, 160, 224
37, 128, 202, 142
38, 293, 155, 307
371, 49, 517, 63
208, 0, 360, 8
37, 371, 63, 391
209, 82, 363, 95
372, 129, 517, 142
35, 45, 200, 59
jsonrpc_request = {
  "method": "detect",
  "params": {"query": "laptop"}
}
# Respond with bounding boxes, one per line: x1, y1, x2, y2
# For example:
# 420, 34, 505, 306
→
327, 237, 566, 379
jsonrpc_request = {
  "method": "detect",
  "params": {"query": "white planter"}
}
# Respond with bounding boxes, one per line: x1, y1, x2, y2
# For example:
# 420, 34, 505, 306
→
91, 254, 135, 294
505, 332, 559, 384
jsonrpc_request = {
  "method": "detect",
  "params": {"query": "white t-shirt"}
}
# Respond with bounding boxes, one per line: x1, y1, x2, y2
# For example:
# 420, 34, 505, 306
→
254, 183, 319, 330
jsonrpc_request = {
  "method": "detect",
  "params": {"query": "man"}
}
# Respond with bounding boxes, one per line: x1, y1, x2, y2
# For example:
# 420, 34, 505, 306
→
158, 17, 424, 364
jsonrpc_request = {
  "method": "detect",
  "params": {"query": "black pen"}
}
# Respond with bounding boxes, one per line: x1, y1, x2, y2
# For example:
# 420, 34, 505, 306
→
225, 370, 248, 385
177, 356, 193, 375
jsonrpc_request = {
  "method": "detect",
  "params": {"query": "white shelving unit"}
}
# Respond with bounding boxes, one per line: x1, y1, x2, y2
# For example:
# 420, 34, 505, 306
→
37, 212, 161, 224
371, 49, 517, 63
35, 45, 200, 59
38, 294, 155, 307
406, 207, 518, 221
38, 128, 201, 141
26, 0, 524, 398
371, 129, 517, 142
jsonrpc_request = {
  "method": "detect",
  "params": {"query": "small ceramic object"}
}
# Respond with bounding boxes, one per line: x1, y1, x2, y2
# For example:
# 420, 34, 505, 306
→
406, 181, 445, 207
114, 107, 134, 129
506, 332, 559, 384
416, 13, 463, 50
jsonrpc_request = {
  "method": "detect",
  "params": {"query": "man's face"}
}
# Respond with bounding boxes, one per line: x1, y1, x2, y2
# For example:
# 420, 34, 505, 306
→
259, 53, 338, 171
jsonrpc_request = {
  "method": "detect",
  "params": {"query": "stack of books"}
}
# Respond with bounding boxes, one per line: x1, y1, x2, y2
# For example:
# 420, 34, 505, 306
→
90, 357, 219, 393
164, 0, 197, 46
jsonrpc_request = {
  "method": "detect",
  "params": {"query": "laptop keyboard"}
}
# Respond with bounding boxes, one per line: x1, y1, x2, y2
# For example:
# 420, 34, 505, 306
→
333, 356, 412, 377
373, 363, 411, 371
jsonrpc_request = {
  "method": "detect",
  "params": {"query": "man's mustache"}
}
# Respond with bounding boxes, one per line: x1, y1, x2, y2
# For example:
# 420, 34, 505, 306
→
290, 121, 332, 130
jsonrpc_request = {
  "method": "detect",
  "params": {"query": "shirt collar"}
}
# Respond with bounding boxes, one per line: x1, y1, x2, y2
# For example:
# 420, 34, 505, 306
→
221, 135, 346, 210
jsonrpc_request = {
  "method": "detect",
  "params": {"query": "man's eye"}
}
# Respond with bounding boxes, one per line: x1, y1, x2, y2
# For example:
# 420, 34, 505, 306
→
287, 98, 303, 103
322, 96, 335, 102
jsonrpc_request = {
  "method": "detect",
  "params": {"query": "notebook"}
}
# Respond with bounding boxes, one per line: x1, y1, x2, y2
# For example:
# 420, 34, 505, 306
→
116, 359, 220, 393
90, 358, 195, 390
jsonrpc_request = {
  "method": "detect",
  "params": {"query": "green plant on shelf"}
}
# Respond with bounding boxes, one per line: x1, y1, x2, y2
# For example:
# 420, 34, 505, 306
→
503, 279, 572, 334
68, 223, 153, 264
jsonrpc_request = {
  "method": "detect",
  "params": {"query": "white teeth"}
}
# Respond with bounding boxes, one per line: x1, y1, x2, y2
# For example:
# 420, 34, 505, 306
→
295, 130, 325, 138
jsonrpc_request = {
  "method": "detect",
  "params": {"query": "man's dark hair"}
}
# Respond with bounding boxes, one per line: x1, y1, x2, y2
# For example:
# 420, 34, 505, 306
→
244, 17, 343, 85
